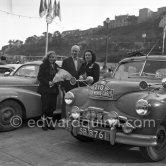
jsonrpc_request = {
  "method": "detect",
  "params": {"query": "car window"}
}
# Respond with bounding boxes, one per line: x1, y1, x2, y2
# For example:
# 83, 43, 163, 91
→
14, 65, 39, 78
142, 61, 166, 77
0, 67, 12, 74
114, 61, 144, 79
114, 60, 166, 80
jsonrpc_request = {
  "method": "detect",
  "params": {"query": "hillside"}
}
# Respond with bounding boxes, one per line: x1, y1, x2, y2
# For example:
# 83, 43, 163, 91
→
1, 15, 165, 63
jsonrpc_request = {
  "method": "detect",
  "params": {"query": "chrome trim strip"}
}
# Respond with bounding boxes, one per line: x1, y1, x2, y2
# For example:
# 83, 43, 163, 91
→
115, 132, 157, 146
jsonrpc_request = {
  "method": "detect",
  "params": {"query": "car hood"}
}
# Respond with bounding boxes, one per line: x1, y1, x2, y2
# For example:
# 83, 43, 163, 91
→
0, 76, 36, 86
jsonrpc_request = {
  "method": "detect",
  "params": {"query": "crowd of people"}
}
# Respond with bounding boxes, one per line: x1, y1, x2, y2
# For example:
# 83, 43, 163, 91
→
37, 45, 100, 131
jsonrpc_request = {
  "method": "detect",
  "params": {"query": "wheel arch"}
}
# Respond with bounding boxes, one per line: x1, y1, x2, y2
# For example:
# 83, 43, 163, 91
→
160, 115, 166, 127
0, 98, 26, 119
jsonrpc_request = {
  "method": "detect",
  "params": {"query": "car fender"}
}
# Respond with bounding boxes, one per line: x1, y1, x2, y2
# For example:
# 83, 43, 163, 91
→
69, 87, 89, 108
116, 91, 166, 120
0, 87, 41, 118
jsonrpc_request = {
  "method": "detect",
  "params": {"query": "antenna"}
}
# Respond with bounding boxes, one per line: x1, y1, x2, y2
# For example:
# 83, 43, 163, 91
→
140, 38, 161, 76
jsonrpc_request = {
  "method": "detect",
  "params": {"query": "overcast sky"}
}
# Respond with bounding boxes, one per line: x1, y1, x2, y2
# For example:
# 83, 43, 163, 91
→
0, 0, 165, 49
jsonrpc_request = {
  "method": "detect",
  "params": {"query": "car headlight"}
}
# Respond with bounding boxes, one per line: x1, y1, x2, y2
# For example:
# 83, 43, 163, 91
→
71, 106, 80, 119
136, 99, 150, 116
65, 91, 74, 105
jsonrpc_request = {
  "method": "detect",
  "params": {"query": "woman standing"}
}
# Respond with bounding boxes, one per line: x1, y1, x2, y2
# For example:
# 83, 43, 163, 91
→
79, 49, 100, 86
37, 51, 60, 131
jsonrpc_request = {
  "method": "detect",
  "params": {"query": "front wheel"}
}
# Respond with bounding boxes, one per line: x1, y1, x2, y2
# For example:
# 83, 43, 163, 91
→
140, 125, 166, 161
0, 100, 23, 131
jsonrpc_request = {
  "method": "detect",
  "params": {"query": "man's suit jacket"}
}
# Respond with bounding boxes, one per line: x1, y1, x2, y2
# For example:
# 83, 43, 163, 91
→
62, 56, 83, 92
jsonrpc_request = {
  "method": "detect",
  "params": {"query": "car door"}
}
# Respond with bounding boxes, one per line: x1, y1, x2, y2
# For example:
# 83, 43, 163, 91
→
13, 64, 39, 92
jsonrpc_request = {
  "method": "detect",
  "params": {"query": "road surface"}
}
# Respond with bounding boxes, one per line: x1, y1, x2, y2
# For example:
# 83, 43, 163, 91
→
0, 121, 165, 166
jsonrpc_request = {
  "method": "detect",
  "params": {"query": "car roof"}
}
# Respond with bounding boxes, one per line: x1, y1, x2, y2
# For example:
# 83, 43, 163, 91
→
120, 55, 166, 63
23, 60, 62, 66
24, 61, 42, 65
0, 64, 19, 69
0, 65, 12, 68
5, 64, 22, 69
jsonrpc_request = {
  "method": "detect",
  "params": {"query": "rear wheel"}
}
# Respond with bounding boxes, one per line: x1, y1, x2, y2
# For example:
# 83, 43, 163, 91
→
140, 125, 166, 161
0, 100, 23, 131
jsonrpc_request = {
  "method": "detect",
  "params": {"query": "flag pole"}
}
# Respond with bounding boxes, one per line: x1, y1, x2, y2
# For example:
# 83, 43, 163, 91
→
39, 0, 61, 56
162, 25, 166, 55
45, 23, 49, 56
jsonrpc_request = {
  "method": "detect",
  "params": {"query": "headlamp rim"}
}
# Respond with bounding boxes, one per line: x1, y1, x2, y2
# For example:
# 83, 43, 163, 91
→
136, 99, 150, 116
64, 91, 75, 105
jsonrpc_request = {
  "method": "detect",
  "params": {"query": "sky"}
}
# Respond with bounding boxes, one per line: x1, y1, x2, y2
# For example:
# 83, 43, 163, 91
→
0, 0, 166, 49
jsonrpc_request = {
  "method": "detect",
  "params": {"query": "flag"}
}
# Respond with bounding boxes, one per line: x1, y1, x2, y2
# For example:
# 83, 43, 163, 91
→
48, 0, 53, 16
57, 1, 61, 21
44, 0, 48, 14
52, 0, 58, 18
39, 0, 47, 17
53, 0, 61, 21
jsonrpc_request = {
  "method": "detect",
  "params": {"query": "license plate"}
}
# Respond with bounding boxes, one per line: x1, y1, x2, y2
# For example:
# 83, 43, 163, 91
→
78, 127, 108, 140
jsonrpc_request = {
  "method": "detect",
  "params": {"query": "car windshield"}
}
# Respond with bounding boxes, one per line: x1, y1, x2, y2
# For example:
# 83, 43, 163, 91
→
14, 65, 39, 78
114, 60, 166, 80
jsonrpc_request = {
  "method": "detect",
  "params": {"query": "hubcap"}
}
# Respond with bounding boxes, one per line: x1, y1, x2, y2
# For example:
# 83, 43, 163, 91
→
1, 107, 15, 124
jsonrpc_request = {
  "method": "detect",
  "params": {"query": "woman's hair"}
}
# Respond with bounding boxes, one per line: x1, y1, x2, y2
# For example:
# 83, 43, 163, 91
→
83, 49, 96, 63
42, 51, 56, 63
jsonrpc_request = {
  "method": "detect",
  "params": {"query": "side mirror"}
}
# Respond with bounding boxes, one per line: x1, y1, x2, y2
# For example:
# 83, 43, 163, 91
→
161, 78, 166, 88
4, 71, 10, 77
70, 77, 77, 85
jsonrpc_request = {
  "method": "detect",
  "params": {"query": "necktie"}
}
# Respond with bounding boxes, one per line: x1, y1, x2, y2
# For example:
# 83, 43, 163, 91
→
74, 59, 78, 71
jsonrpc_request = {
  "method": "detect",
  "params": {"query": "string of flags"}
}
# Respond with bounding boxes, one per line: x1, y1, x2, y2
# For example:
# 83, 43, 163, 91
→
0, 9, 40, 19
39, 0, 61, 24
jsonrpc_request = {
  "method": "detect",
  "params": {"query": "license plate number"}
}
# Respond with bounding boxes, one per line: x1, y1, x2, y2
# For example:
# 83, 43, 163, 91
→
78, 127, 107, 140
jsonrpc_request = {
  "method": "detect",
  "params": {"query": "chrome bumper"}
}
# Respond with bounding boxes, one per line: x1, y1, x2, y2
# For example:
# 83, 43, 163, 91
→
115, 132, 157, 146
66, 123, 157, 147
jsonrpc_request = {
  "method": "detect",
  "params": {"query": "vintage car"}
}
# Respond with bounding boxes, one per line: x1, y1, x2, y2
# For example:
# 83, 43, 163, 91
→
0, 64, 21, 76
0, 60, 63, 131
65, 55, 166, 162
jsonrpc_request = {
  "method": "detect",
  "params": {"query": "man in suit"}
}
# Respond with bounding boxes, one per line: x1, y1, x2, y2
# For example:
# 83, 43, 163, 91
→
62, 45, 83, 92
61, 45, 83, 119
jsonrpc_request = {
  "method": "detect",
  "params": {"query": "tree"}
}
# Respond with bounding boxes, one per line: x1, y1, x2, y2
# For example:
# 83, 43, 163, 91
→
25, 36, 38, 44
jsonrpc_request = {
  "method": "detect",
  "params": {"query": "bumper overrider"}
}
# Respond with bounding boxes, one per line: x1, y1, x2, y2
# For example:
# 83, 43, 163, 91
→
66, 106, 157, 147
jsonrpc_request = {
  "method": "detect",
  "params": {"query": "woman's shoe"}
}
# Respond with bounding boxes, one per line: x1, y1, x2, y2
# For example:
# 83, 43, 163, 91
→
42, 119, 48, 131
48, 125, 55, 130
42, 125, 48, 131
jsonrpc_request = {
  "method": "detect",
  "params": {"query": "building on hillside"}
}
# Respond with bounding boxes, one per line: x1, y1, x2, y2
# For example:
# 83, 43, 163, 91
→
61, 29, 80, 37
104, 14, 137, 29
5, 55, 26, 64
138, 8, 154, 23
157, 7, 166, 16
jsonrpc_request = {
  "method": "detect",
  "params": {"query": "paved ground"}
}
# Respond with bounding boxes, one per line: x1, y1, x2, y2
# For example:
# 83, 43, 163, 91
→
0, 121, 165, 166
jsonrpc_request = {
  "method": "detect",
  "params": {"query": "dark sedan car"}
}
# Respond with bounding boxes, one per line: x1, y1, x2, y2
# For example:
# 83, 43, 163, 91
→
65, 55, 166, 162
0, 61, 62, 131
